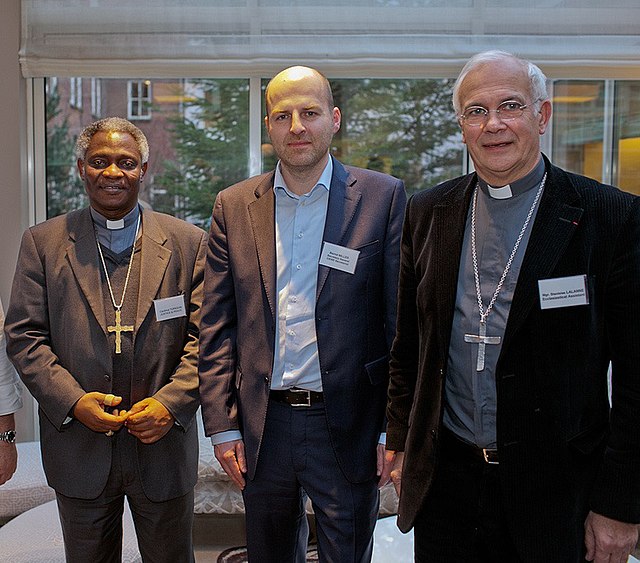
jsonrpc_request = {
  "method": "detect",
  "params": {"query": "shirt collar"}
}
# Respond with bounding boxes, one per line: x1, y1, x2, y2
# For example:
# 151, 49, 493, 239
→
273, 157, 333, 198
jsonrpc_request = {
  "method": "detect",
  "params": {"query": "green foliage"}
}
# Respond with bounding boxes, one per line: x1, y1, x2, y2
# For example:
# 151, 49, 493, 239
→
154, 80, 250, 229
332, 78, 463, 194
46, 85, 85, 218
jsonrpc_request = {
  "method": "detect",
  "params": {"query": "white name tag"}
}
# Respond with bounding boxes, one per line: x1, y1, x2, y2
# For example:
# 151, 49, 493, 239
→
154, 294, 187, 321
319, 242, 360, 274
538, 275, 589, 310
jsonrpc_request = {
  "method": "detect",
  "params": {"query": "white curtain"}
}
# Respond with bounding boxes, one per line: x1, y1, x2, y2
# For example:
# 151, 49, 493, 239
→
19, 0, 640, 78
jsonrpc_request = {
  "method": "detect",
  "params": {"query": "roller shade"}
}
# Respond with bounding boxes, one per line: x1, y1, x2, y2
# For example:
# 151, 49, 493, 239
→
20, 0, 640, 79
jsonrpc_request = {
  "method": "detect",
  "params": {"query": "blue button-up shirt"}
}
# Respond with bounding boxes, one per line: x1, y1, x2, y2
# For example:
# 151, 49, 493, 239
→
271, 159, 332, 391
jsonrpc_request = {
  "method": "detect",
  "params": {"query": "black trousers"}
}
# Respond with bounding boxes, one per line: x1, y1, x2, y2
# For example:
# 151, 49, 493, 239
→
242, 399, 379, 563
413, 428, 522, 563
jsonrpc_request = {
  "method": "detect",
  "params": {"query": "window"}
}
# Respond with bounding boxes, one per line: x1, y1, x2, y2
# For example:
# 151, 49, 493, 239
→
46, 78, 250, 228
261, 78, 462, 194
69, 77, 82, 109
613, 82, 640, 196
128, 80, 152, 120
551, 81, 605, 183
91, 78, 102, 118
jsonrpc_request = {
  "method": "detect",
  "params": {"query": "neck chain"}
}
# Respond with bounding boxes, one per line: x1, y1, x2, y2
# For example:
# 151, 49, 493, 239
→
464, 173, 546, 371
96, 214, 141, 354
471, 173, 546, 322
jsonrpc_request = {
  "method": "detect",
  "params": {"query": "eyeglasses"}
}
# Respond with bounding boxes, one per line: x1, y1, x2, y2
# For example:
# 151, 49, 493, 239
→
458, 100, 533, 127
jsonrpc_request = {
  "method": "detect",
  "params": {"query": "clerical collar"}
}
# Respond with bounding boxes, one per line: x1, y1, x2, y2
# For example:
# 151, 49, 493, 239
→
477, 157, 546, 200
91, 205, 141, 253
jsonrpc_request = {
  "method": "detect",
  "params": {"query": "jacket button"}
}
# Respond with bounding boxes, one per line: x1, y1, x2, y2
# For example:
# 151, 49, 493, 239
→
103, 374, 111, 381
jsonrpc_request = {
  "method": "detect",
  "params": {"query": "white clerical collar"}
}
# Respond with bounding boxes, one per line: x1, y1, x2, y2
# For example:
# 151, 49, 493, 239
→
487, 185, 513, 199
106, 218, 125, 229
478, 157, 546, 200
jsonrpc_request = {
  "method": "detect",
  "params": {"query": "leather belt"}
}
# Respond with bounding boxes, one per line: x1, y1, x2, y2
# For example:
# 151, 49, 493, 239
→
441, 427, 499, 465
269, 388, 324, 407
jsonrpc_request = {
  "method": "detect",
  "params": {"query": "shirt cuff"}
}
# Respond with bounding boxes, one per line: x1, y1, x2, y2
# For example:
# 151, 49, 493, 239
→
210, 430, 243, 446
378, 432, 386, 446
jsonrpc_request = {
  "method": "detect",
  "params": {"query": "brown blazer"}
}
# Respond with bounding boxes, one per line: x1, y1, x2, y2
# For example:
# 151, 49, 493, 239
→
5, 207, 206, 501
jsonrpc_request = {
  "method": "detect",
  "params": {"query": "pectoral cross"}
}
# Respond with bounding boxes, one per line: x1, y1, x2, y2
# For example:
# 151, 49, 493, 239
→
464, 321, 501, 372
107, 309, 134, 354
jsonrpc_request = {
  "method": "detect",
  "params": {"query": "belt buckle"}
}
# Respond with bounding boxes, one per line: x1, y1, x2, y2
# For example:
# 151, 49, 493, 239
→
289, 389, 311, 407
482, 449, 499, 465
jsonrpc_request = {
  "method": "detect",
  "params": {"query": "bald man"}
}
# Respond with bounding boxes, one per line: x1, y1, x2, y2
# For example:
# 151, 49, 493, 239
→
199, 66, 406, 562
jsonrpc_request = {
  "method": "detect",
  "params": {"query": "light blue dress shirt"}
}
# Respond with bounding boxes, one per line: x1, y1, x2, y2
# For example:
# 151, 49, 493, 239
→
211, 159, 332, 446
270, 160, 332, 391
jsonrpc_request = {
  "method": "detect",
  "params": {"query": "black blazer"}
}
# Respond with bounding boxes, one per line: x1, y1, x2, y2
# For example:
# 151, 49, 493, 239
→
387, 155, 640, 561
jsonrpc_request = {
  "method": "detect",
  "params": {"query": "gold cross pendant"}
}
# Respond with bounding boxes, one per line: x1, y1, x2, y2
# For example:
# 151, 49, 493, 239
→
107, 309, 134, 354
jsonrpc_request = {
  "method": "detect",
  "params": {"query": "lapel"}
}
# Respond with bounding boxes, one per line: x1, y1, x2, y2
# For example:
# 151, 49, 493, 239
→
65, 208, 107, 334
135, 208, 172, 332
316, 158, 361, 300
432, 174, 476, 358
502, 159, 583, 351
248, 172, 277, 323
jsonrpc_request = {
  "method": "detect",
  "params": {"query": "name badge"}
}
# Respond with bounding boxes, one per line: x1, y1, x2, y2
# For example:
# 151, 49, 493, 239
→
154, 294, 187, 321
538, 275, 589, 310
319, 242, 360, 274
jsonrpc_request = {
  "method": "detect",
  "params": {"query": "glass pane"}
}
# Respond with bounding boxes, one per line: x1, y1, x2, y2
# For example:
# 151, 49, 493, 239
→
613, 81, 640, 196
551, 81, 605, 182
261, 78, 463, 195
45, 78, 250, 229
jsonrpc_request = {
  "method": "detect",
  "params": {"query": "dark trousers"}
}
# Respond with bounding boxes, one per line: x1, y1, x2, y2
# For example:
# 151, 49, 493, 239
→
56, 431, 194, 563
243, 399, 379, 563
413, 428, 522, 563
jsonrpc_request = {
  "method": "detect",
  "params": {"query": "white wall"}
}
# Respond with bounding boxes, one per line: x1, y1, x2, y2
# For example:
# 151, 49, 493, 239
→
1, 1, 36, 440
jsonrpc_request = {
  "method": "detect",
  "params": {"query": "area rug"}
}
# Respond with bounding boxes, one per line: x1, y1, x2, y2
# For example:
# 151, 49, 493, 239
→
218, 545, 318, 562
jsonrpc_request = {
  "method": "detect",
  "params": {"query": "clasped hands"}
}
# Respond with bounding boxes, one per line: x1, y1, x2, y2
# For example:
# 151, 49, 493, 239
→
72, 392, 174, 444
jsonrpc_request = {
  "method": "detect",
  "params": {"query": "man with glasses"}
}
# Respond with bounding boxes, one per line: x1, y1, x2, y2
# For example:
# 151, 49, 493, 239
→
385, 50, 640, 562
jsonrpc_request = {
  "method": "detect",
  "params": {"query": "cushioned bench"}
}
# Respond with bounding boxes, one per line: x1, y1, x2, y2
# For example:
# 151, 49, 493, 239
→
0, 499, 142, 562
0, 441, 55, 524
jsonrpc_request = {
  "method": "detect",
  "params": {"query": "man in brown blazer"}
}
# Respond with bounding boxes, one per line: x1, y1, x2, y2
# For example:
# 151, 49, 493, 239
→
5, 117, 206, 563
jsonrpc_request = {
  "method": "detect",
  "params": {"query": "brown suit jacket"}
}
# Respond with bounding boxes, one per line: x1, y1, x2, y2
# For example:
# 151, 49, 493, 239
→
5, 207, 206, 501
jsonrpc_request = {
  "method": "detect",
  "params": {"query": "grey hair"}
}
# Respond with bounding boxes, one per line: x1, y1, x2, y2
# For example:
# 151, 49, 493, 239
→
452, 50, 549, 115
75, 117, 149, 164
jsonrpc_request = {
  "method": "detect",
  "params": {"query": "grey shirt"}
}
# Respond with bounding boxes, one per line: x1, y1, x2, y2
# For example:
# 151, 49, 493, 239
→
444, 158, 546, 448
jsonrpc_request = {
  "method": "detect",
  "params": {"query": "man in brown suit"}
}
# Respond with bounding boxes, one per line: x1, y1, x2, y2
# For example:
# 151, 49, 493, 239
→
5, 117, 205, 563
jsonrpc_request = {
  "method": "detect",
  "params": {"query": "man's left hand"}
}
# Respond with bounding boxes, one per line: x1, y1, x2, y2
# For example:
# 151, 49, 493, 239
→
124, 397, 174, 444
377, 443, 392, 487
584, 510, 639, 563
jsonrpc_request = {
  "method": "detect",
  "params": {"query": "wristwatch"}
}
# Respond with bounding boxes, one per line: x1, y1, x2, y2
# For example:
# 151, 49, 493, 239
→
0, 430, 16, 443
